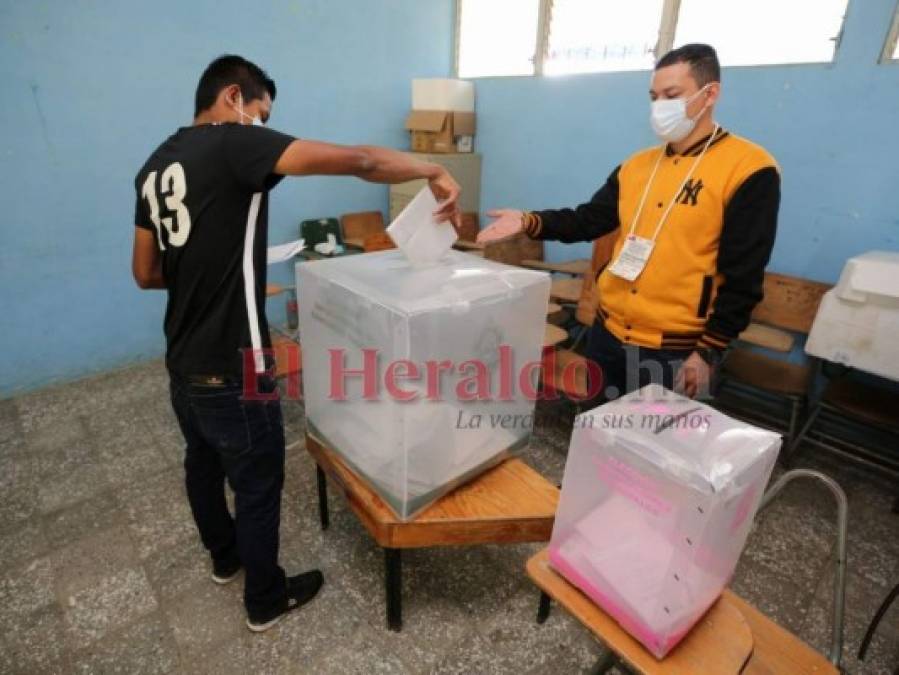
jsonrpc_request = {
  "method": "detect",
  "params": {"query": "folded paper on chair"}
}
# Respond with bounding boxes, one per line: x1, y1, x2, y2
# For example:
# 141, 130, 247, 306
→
296, 249, 550, 520
548, 385, 780, 658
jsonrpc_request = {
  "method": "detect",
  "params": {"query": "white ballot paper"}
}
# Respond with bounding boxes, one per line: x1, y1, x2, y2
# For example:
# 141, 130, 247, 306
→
386, 187, 458, 265
267, 238, 305, 265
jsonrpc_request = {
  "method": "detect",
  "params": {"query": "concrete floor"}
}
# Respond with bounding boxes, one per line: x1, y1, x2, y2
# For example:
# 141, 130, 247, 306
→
0, 359, 897, 674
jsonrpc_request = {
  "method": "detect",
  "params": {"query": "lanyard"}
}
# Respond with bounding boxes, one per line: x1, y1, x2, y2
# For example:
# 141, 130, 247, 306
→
626, 124, 720, 244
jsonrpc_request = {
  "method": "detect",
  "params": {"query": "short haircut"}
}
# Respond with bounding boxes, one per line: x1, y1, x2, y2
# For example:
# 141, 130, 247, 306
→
194, 55, 277, 117
655, 44, 721, 86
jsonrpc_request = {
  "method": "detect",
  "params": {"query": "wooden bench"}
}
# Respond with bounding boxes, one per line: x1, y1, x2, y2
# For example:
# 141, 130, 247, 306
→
526, 548, 837, 674
305, 433, 559, 631
717, 273, 832, 447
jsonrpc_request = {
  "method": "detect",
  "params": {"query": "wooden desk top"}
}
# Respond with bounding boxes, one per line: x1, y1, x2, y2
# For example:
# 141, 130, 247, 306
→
738, 323, 795, 353
271, 335, 301, 378
528, 549, 752, 673
527, 548, 837, 674
522, 259, 590, 276
550, 278, 583, 305
544, 324, 568, 348
305, 433, 559, 549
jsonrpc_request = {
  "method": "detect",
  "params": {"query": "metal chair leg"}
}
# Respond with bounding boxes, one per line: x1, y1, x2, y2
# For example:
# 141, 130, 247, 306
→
781, 403, 821, 467
316, 465, 329, 530
589, 649, 621, 674
385, 548, 402, 631
858, 582, 899, 661
759, 469, 848, 669
536, 591, 551, 624
786, 395, 802, 449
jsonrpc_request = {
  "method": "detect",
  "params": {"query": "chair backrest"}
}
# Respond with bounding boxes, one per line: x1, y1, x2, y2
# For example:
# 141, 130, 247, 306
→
482, 232, 544, 266
455, 212, 480, 242
300, 218, 342, 248
340, 211, 384, 242
751, 273, 832, 334
362, 232, 396, 253
575, 231, 618, 326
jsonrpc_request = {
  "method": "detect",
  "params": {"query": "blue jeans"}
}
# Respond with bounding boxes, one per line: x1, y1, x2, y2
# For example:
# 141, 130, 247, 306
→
169, 373, 287, 615
584, 322, 693, 401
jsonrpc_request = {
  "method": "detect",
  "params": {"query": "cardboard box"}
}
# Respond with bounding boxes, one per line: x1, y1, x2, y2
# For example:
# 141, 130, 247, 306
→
405, 110, 476, 154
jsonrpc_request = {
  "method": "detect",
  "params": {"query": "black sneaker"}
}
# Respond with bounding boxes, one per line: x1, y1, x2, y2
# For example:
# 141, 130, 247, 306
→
211, 557, 242, 585
246, 570, 324, 633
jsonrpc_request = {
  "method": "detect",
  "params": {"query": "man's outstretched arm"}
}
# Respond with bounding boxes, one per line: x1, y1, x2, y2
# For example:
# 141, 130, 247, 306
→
477, 167, 621, 244
274, 140, 461, 224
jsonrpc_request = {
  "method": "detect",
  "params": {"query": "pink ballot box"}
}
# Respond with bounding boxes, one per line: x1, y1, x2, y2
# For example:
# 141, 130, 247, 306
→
548, 385, 780, 658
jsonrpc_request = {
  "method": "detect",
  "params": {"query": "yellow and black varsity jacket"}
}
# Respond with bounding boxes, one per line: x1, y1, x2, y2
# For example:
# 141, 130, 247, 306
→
523, 128, 780, 352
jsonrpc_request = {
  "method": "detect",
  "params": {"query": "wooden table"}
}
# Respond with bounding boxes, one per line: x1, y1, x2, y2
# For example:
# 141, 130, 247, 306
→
306, 433, 559, 631
550, 278, 583, 305
522, 258, 590, 276
271, 335, 301, 379
527, 548, 837, 674
544, 324, 568, 348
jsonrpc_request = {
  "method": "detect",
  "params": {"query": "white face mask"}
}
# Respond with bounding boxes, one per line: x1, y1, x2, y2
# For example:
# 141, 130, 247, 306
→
650, 84, 710, 143
234, 94, 263, 126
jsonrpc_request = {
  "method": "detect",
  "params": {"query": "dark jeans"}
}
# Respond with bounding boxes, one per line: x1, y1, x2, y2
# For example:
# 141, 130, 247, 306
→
169, 373, 287, 615
584, 321, 693, 401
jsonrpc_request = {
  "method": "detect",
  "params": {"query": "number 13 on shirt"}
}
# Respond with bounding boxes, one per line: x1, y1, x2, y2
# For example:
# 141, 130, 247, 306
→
141, 162, 192, 250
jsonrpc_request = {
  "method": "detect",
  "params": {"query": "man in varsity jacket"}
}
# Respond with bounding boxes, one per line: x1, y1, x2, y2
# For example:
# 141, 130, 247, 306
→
479, 44, 779, 401
131, 55, 460, 632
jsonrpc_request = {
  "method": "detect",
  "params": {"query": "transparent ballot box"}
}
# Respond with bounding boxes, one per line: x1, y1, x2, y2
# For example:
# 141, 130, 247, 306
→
297, 250, 550, 520
548, 385, 780, 658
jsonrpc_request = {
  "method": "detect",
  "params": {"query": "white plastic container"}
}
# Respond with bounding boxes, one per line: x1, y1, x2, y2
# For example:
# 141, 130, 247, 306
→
805, 250, 899, 380
548, 385, 780, 658
297, 250, 550, 520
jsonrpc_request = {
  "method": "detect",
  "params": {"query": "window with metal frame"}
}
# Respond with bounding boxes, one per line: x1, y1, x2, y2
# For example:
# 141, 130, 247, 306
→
882, 1, 899, 62
455, 0, 853, 78
456, 0, 542, 78
674, 0, 850, 67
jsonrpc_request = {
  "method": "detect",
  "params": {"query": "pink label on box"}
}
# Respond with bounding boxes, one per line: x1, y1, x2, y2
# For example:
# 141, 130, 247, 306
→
594, 456, 672, 517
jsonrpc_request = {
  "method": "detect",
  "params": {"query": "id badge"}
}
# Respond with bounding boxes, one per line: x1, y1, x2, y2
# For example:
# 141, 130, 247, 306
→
608, 235, 655, 281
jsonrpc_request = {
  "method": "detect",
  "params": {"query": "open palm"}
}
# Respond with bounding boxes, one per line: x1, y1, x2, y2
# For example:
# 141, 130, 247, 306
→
476, 209, 523, 243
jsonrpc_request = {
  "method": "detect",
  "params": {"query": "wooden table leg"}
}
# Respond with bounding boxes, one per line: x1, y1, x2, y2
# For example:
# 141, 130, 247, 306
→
385, 548, 402, 632
316, 465, 330, 530
536, 591, 552, 624
589, 649, 621, 674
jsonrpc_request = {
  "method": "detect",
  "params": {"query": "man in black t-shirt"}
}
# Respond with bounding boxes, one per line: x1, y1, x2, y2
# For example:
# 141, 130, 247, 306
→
132, 55, 460, 632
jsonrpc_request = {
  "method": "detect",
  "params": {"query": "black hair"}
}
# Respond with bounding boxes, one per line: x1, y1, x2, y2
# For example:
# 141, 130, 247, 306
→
655, 44, 721, 86
194, 55, 277, 117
